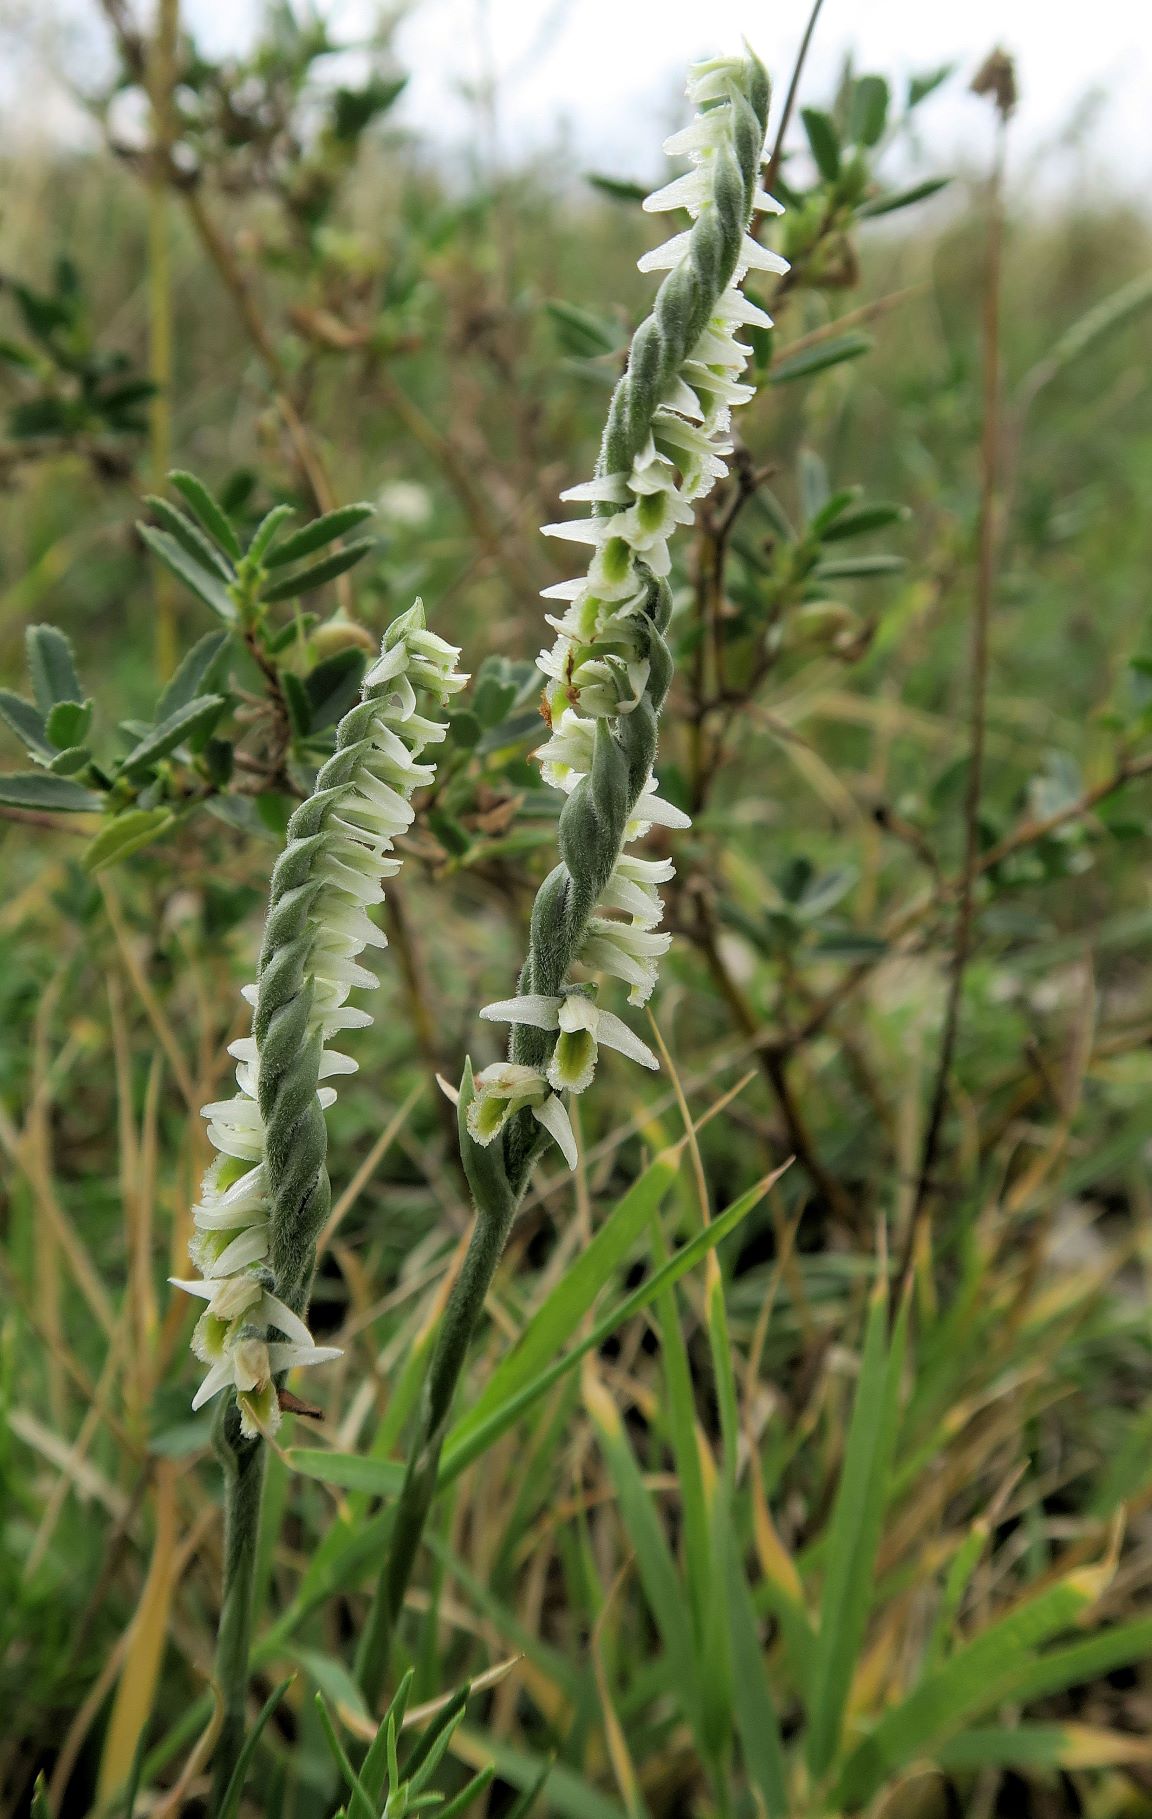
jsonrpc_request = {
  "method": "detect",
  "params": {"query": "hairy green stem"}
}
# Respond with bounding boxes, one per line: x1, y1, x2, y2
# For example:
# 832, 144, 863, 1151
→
210, 1402, 267, 1810
356, 1082, 519, 1706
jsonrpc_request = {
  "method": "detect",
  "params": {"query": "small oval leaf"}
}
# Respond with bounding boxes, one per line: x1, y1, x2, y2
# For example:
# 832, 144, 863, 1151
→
84, 808, 176, 872
0, 771, 102, 811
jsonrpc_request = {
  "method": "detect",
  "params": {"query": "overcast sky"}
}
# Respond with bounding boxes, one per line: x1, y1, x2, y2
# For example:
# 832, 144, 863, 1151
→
5, 0, 1150, 199
176, 0, 1152, 197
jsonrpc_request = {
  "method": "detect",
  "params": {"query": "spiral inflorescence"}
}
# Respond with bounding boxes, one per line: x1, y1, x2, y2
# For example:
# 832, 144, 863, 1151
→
173, 602, 466, 1440
467, 49, 782, 1193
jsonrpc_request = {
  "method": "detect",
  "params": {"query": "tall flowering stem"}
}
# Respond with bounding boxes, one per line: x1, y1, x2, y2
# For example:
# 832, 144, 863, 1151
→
359, 47, 782, 1704
172, 602, 466, 1802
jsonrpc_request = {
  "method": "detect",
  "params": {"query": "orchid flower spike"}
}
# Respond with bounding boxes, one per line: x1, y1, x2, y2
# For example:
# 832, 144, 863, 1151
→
175, 599, 467, 1437
469, 47, 779, 1183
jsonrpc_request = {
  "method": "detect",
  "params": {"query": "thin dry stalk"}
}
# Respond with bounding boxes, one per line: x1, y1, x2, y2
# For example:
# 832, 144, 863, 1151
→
911, 73, 1013, 1226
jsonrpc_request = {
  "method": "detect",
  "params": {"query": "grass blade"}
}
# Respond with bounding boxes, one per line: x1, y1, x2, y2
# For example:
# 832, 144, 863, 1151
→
441, 1169, 783, 1482
583, 1363, 704, 1745
835, 1564, 1113, 1806
720, 1496, 789, 1819
805, 1262, 908, 1781
935, 1723, 1152, 1773
216, 1678, 294, 1819
452, 1148, 681, 1444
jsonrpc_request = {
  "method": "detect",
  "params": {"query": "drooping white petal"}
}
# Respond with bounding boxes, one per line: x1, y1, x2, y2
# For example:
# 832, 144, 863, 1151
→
615, 853, 677, 885
191, 1359, 233, 1411
168, 1275, 217, 1301
662, 115, 730, 160
259, 1293, 317, 1348
643, 170, 707, 215
597, 869, 665, 926
541, 517, 610, 548
363, 642, 410, 688
204, 1223, 270, 1279
200, 1094, 262, 1128
752, 186, 785, 216
736, 235, 790, 277
540, 577, 588, 602
479, 995, 562, 1031
204, 1120, 264, 1163
531, 1092, 579, 1170
630, 783, 693, 832
266, 1341, 343, 1373
715, 289, 775, 331
637, 230, 693, 273
592, 1010, 660, 1071
660, 375, 705, 421
192, 1199, 267, 1232
685, 55, 743, 105
560, 474, 630, 504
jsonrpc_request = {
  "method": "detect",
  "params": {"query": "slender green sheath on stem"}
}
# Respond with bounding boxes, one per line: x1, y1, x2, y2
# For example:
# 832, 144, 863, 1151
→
357, 46, 779, 1706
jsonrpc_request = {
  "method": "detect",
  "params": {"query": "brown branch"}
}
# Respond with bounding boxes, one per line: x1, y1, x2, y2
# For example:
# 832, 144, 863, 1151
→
0, 806, 93, 835
974, 751, 1152, 875
375, 374, 543, 602
181, 187, 337, 521
769, 285, 926, 368
912, 79, 1010, 1221
240, 627, 294, 791
686, 453, 777, 813
98, 0, 354, 622
763, 0, 827, 194
693, 894, 856, 1225
147, 0, 181, 677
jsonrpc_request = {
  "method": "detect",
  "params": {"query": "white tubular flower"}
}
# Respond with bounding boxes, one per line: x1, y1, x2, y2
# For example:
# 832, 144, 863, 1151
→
579, 918, 674, 1008
626, 774, 693, 840
597, 852, 676, 927
175, 598, 467, 1436
537, 643, 650, 721
537, 712, 596, 792
170, 1273, 326, 1379
466, 1063, 578, 1169
480, 988, 659, 1094
191, 1335, 343, 1439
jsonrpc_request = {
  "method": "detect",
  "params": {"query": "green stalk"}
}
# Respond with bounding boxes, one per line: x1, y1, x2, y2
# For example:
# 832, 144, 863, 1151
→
356, 1072, 518, 1707
210, 1403, 268, 1810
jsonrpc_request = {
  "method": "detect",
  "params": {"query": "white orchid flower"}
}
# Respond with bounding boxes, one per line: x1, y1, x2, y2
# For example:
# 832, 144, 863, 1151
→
480, 989, 659, 1094
579, 918, 674, 1007
191, 1333, 343, 1438
466, 1062, 578, 1169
